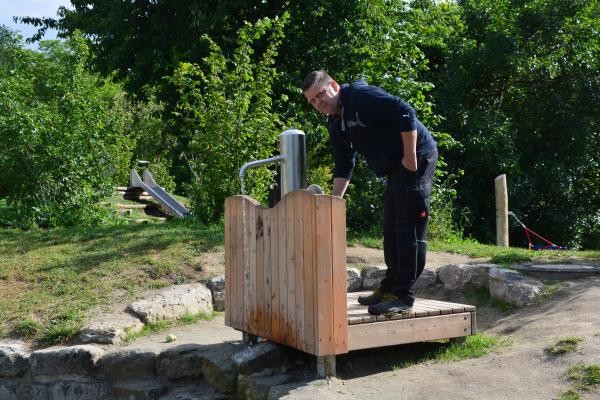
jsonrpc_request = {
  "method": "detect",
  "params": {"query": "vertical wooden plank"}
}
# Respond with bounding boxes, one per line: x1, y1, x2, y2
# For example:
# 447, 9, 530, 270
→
285, 193, 296, 348
255, 207, 265, 337
224, 197, 231, 326
262, 208, 272, 339
278, 195, 288, 344
245, 197, 256, 333
331, 197, 348, 354
234, 196, 244, 330
315, 195, 334, 356
294, 192, 305, 352
270, 204, 280, 341
302, 192, 316, 355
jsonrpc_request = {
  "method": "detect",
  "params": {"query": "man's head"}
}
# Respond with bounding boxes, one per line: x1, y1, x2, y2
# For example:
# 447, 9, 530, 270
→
302, 70, 341, 116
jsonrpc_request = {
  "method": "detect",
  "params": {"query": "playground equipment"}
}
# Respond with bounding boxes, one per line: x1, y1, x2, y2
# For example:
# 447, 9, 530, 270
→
227, 129, 476, 376
130, 166, 189, 218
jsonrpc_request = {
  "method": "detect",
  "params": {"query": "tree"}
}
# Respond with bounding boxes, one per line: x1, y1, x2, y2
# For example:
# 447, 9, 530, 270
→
0, 30, 134, 228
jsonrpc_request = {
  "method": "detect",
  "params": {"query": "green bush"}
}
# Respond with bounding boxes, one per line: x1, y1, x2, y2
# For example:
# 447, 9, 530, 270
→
0, 30, 134, 228
170, 15, 288, 222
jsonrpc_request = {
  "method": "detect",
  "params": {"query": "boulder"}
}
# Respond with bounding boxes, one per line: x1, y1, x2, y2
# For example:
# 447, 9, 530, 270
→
346, 268, 362, 291
0, 343, 29, 377
128, 283, 213, 323
78, 312, 144, 345
489, 267, 544, 306
361, 266, 387, 290
30, 345, 104, 378
207, 275, 226, 312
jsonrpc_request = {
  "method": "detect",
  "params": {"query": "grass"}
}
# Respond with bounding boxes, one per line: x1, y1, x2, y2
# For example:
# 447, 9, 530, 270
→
558, 364, 600, 399
348, 232, 600, 266
546, 337, 584, 355
0, 218, 223, 345
123, 311, 217, 344
392, 333, 511, 369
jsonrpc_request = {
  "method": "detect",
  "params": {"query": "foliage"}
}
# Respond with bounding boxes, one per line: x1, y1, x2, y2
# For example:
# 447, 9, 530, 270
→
431, 0, 600, 247
170, 15, 288, 222
0, 29, 134, 228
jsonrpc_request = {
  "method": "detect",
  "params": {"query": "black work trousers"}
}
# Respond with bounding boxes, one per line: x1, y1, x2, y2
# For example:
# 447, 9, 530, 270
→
380, 149, 438, 306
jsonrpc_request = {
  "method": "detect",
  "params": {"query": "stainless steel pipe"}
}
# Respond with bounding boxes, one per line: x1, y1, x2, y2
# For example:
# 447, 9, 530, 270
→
238, 129, 306, 197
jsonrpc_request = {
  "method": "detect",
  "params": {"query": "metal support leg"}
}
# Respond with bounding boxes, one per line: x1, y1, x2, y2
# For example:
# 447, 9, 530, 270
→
243, 332, 258, 347
317, 355, 336, 377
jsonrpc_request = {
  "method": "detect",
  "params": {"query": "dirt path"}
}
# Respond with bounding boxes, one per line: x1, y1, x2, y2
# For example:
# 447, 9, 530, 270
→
115, 246, 600, 399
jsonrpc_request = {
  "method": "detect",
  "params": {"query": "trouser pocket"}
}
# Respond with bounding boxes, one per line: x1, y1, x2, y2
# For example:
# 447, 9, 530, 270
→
405, 187, 429, 223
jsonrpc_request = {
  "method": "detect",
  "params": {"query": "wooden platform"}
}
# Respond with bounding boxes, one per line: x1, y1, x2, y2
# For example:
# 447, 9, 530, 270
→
347, 292, 476, 351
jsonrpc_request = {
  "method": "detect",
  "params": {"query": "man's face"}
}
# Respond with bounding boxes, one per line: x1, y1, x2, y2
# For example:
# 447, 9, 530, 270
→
304, 80, 340, 115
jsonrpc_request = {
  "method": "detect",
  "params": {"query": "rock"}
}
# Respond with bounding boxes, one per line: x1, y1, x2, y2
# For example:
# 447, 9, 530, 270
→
0, 343, 29, 377
158, 383, 228, 400
109, 380, 168, 400
346, 268, 362, 291
207, 275, 226, 312
23, 384, 49, 400
0, 380, 19, 400
97, 349, 157, 381
78, 311, 144, 344
200, 346, 239, 394
414, 269, 437, 289
438, 263, 494, 291
156, 344, 205, 380
238, 371, 291, 400
231, 342, 294, 376
48, 381, 106, 400
361, 265, 387, 290
489, 267, 544, 306
30, 345, 104, 378
128, 283, 213, 323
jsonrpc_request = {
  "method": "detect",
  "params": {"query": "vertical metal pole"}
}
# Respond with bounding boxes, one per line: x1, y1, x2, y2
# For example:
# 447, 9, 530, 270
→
279, 129, 306, 196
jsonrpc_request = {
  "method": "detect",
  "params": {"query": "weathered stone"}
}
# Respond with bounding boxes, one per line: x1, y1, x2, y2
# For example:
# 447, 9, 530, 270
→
156, 344, 205, 380
414, 269, 438, 289
238, 370, 291, 400
23, 384, 49, 400
361, 265, 387, 290
346, 268, 362, 291
438, 263, 494, 291
79, 312, 144, 344
201, 347, 238, 394
128, 283, 213, 323
0, 343, 29, 377
109, 380, 168, 400
97, 349, 157, 381
30, 345, 104, 378
0, 379, 19, 400
231, 342, 294, 376
489, 267, 544, 306
207, 275, 226, 312
158, 383, 228, 400
48, 381, 106, 400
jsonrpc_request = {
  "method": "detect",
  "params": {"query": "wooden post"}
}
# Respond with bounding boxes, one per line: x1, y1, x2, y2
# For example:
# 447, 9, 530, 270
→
495, 174, 509, 247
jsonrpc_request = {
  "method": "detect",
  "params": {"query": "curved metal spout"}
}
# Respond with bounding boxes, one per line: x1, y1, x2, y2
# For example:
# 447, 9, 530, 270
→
239, 155, 284, 179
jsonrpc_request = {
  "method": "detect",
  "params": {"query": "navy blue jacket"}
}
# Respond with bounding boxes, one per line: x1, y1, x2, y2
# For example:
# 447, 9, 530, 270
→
328, 80, 437, 179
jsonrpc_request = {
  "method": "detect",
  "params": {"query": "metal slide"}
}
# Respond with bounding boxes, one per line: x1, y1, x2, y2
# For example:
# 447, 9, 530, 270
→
130, 169, 189, 218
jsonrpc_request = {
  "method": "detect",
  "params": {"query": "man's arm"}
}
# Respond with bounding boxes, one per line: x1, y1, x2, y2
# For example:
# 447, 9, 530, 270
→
401, 130, 418, 172
333, 177, 350, 198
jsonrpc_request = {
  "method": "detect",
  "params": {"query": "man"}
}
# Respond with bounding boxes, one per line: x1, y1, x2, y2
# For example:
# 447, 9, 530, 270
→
302, 70, 437, 315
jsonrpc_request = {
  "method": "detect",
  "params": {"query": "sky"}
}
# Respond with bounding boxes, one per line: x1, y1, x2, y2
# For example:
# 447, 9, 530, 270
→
0, 0, 72, 46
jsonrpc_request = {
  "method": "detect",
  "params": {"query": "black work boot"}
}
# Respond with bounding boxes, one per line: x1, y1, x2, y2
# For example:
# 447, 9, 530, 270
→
368, 297, 412, 315
357, 289, 386, 306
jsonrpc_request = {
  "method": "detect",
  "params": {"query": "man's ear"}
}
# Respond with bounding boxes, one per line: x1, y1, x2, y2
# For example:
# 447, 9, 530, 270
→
330, 80, 340, 92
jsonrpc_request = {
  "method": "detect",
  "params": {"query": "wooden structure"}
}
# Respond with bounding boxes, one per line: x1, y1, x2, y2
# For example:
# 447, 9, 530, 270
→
224, 190, 475, 371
